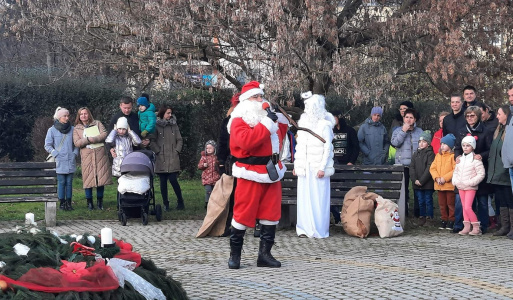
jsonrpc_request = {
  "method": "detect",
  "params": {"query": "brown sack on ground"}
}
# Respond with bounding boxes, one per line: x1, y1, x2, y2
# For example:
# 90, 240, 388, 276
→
196, 174, 234, 237
341, 186, 378, 238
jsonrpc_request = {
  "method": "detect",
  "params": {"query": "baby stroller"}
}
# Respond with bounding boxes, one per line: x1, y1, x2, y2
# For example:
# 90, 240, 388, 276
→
117, 150, 162, 226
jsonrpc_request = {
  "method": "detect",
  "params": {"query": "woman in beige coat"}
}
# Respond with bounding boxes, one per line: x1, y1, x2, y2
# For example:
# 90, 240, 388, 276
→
150, 105, 185, 211
73, 107, 112, 210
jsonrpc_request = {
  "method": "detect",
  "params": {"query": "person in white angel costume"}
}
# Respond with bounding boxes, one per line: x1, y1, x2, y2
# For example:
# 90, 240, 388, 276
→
293, 92, 336, 238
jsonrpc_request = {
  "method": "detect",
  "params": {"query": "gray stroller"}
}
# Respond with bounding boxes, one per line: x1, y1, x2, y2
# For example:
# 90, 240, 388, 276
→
117, 150, 162, 225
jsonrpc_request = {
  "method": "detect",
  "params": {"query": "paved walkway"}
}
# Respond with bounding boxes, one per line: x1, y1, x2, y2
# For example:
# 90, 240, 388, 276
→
1, 219, 513, 299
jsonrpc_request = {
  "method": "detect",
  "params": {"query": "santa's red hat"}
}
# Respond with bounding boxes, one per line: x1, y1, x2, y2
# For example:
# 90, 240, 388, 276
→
239, 81, 264, 101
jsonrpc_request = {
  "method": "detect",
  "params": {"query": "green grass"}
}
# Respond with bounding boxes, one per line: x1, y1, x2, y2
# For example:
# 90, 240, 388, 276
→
1, 177, 207, 223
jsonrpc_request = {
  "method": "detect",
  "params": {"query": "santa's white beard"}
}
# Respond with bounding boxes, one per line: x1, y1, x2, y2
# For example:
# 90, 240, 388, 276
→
230, 100, 267, 128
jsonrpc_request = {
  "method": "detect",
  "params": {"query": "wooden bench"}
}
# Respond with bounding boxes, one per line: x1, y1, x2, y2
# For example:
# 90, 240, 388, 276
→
280, 163, 406, 228
0, 162, 58, 227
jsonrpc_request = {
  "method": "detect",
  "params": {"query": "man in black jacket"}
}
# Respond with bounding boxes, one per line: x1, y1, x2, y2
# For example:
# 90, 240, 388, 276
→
108, 96, 141, 137
331, 111, 359, 165
330, 111, 359, 225
462, 85, 481, 109
442, 93, 466, 136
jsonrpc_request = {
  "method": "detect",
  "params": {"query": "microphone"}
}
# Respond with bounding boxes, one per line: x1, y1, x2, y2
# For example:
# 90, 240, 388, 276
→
262, 102, 271, 113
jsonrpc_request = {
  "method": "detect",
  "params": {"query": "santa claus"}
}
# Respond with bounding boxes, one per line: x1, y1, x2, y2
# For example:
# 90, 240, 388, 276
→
227, 80, 289, 269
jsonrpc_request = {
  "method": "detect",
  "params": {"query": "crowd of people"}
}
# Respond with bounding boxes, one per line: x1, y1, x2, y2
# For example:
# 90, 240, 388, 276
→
44, 82, 513, 270
44, 94, 185, 212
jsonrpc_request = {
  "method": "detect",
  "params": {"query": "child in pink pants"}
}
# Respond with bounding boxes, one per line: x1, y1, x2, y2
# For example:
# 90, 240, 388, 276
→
451, 136, 485, 235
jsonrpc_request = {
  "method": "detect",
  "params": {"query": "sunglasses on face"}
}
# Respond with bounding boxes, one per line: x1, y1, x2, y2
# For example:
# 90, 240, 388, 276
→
465, 114, 477, 118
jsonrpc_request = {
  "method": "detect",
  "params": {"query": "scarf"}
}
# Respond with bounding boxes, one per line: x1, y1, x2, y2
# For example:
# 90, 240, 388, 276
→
157, 116, 177, 127
54, 120, 72, 134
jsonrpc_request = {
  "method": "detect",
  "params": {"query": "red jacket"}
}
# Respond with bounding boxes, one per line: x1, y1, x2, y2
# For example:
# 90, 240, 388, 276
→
198, 151, 220, 185
230, 115, 289, 183
432, 129, 443, 154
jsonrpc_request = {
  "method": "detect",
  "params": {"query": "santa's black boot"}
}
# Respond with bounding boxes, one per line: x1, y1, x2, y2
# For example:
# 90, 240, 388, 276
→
228, 228, 245, 269
257, 225, 281, 268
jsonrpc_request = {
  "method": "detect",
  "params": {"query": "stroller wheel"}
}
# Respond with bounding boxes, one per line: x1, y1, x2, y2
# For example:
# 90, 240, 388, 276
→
142, 212, 149, 225
117, 210, 122, 222
155, 204, 162, 222
121, 213, 127, 226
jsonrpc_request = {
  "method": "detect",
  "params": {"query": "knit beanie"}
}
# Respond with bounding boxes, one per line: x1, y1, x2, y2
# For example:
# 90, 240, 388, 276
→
116, 117, 129, 130
419, 130, 432, 145
137, 97, 150, 107
399, 100, 414, 108
462, 135, 477, 149
440, 134, 456, 149
205, 140, 217, 155
371, 106, 383, 116
53, 107, 69, 120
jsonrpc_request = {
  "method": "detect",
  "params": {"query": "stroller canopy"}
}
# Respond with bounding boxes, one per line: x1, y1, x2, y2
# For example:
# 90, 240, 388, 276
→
120, 151, 154, 175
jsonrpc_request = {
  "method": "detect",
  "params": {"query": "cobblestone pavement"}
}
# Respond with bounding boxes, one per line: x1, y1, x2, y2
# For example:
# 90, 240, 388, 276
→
2, 219, 513, 300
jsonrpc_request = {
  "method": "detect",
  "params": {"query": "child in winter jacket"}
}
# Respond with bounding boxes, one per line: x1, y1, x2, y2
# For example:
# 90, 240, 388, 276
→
137, 96, 157, 138
198, 140, 221, 208
410, 130, 435, 226
105, 117, 142, 177
452, 135, 486, 236
429, 133, 457, 230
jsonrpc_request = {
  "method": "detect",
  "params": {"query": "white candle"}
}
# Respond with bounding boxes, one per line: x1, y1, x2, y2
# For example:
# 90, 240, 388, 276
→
101, 228, 113, 246
25, 213, 34, 225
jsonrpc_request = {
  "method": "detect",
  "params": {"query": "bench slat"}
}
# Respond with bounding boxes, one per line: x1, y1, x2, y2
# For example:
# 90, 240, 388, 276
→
0, 162, 56, 169
284, 163, 404, 172
282, 181, 402, 190
283, 172, 403, 181
0, 187, 57, 195
283, 190, 400, 199
0, 170, 57, 177
0, 178, 57, 186
330, 173, 403, 181
0, 196, 58, 203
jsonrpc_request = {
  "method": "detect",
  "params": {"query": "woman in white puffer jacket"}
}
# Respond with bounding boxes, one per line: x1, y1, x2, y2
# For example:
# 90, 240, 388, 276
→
452, 136, 485, 236
293, 92, 336, 238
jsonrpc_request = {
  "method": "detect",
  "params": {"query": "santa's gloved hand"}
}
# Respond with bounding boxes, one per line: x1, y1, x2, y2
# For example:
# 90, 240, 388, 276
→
267, 110, 278, 122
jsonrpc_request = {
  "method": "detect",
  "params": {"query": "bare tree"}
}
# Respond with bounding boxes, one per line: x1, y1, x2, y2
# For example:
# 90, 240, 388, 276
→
3, 0, 513, 103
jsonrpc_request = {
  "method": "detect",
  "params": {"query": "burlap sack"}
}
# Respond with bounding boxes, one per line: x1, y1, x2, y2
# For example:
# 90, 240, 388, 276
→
341, 186, 378, 238
374, 196, 404, 238
196, 174, 233, 237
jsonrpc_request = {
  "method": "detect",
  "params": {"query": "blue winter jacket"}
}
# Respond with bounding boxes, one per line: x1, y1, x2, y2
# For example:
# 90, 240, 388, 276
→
391, 125, 423, 166
44, 126, 79, 174
357, 118, 389, 165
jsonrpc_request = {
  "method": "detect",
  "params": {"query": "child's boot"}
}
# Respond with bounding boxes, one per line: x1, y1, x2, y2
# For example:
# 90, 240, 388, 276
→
469, 222, 482, 235
458, 221, 471, 235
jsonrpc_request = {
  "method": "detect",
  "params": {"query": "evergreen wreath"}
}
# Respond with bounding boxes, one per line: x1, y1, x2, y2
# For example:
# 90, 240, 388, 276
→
0, 226, 188, 299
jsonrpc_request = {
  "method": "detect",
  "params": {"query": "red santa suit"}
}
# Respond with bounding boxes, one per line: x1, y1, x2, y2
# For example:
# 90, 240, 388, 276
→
228, 101, 289, 228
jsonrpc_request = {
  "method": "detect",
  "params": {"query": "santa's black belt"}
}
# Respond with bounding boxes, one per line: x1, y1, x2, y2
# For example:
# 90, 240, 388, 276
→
237, 154, 280, 165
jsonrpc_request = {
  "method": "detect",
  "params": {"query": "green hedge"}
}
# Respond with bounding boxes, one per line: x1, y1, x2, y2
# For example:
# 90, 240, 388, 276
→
0, 71, 232, 178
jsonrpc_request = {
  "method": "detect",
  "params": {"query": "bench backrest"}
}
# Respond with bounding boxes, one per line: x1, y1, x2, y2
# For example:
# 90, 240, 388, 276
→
0, 162, 57, 201
281, 163, 405, 205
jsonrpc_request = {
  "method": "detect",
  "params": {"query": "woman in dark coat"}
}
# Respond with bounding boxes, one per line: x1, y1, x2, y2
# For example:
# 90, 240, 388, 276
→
488, 106, 513, 238
150, 105, 185, 211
